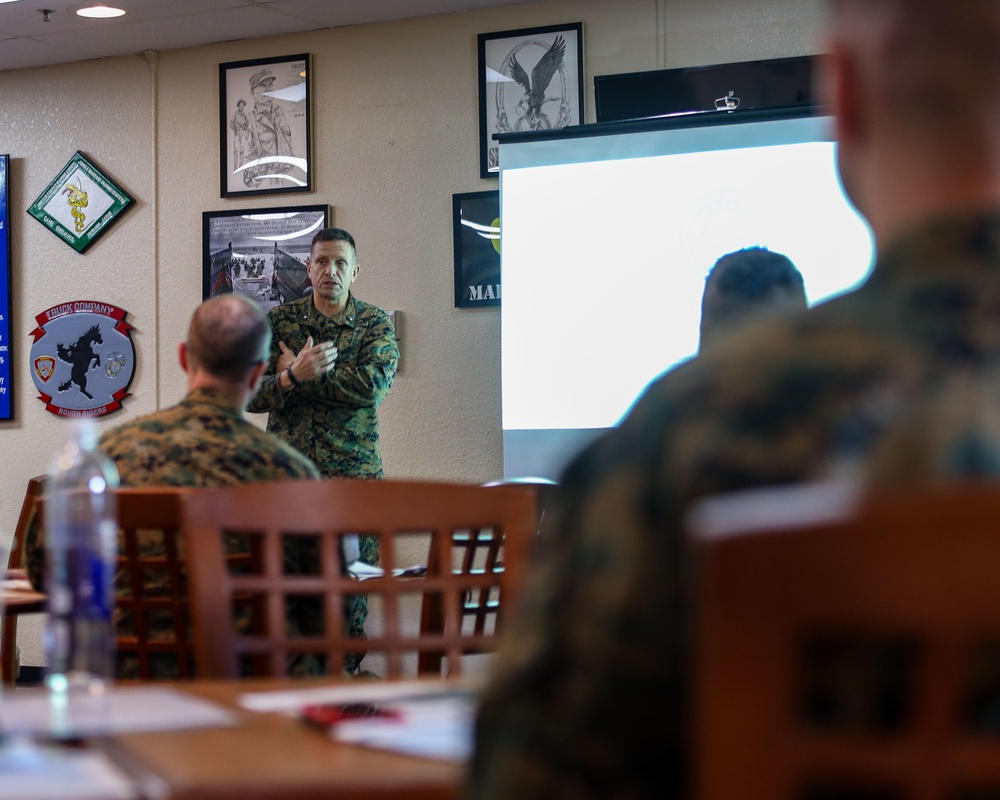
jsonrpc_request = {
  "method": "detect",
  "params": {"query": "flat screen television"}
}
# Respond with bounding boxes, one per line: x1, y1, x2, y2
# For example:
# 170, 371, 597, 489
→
498, 107, 875, 481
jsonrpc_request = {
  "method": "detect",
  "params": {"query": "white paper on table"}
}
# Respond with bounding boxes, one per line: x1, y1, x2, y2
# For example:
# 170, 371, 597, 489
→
329, 691, 476, 761
346, 560, 384, 579
0, 687, 237, 738
345, 561, 427, 580
239, 680, 478, 761
0, 738, 138, 800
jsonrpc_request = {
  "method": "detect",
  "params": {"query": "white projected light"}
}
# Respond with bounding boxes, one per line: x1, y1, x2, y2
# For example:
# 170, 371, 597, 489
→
499, 111, 875, 480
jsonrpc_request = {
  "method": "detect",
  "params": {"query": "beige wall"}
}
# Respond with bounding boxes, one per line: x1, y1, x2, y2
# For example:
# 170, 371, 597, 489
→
1, 0, 825, 665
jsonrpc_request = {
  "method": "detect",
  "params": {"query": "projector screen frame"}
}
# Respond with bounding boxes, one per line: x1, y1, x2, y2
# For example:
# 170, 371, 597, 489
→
497, 104, 824, 151
497, 104, 874, 482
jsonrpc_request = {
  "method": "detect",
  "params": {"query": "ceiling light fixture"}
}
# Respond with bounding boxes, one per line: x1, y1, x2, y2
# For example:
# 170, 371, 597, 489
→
76, 4, 126, 19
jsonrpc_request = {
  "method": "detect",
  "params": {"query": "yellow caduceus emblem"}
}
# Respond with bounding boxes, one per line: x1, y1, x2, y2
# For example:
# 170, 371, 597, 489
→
34, 355, 55, 382
62, 181, 89, 233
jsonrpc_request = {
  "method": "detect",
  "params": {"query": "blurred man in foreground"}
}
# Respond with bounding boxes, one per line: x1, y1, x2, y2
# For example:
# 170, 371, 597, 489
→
469, 2, 1000, 797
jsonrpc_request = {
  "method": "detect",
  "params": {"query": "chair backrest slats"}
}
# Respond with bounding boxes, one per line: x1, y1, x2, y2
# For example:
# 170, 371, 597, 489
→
691, 484, 1000, 800
182, 479, 537, 679
114, 488, 192, 681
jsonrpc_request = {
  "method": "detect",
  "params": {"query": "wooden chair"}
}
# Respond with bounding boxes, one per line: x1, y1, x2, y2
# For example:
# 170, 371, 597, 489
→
183, 478, 537, 679
31, 485, 197, 681
114, 487, 195, 681
2, 475, 45, 685
484, 478, 559, 536
415, 479, 556, 673
417, 523, 508, 674
690, 483, 1000, 800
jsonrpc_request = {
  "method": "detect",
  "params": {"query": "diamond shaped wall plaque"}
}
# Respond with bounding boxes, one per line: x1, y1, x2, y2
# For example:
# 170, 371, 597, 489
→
27, 151, 135, 254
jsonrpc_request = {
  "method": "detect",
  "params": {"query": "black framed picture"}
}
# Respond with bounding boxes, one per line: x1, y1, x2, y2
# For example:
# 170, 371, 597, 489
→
219, 53, 313, 198
0, 154, 10, 419
477, 22, 584, 178
453, 190, 500, 308
202, 204, 329, 312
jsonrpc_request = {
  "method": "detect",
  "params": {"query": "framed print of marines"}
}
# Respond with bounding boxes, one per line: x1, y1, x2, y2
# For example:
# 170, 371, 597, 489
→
219, 53, 313, 198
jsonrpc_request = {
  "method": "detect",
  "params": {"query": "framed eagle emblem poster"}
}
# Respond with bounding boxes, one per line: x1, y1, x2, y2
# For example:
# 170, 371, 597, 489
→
477, 23, 584, 178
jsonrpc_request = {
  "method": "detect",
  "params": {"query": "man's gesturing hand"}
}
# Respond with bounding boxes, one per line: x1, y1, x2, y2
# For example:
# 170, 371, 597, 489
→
280, 335, 338, 384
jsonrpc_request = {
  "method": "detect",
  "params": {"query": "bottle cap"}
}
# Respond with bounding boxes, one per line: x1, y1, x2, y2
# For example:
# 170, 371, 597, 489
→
70, 417, 99, 450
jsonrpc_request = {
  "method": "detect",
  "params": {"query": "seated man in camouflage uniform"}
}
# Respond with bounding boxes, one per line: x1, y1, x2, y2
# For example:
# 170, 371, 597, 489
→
28, 294, 320, 678
101, 294, 319, 488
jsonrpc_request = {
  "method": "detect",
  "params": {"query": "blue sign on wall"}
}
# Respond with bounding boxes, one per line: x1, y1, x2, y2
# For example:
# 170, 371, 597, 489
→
0, 155, 11, 419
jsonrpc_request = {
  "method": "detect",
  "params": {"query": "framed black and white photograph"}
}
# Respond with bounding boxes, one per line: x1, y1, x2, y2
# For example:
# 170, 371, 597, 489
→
202, 204, 329, 311
453, 190, 500, 307
477, 22, 584, 178
219, 53, 312, 198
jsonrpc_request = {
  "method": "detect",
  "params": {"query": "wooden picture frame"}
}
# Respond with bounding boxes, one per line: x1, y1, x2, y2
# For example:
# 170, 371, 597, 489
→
219, 53, 313, 198
477, 22, 584, 178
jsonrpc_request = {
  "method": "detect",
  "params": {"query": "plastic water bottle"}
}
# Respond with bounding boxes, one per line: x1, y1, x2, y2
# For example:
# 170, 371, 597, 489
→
44, 419, 119, 696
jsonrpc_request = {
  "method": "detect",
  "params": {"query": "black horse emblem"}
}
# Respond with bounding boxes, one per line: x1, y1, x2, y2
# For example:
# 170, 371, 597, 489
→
56, 324, 103, 400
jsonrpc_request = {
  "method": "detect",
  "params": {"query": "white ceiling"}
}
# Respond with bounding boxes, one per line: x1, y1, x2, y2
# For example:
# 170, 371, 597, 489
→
0, 0, 540, 73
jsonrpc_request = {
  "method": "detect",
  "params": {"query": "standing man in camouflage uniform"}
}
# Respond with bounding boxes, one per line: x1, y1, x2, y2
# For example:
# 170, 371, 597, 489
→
248, 227, 398, 481
248, 227, 399, 669
469, 2, 1000, 797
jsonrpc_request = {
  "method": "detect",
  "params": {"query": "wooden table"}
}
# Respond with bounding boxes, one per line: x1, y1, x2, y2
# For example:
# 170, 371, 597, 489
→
2, 569, 46, 685
2, 589, 46, 613
100, 679, 463, 800
2, 571, 46, 614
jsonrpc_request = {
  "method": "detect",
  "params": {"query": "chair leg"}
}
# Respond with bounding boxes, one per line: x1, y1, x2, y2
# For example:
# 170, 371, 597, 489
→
1, 616, 17, 687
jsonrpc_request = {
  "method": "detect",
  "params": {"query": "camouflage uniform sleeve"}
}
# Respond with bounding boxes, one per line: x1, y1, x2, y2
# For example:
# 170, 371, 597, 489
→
315, 307, 398, 409
246, 307, 291, 414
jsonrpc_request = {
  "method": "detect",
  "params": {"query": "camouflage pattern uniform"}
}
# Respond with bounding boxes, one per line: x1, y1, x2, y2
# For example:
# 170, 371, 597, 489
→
247, 293, 398, 481
25, 387, 320, 679
247, 293, 399, 664
469, 214, 1000, 799
100, 386, 319, 487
